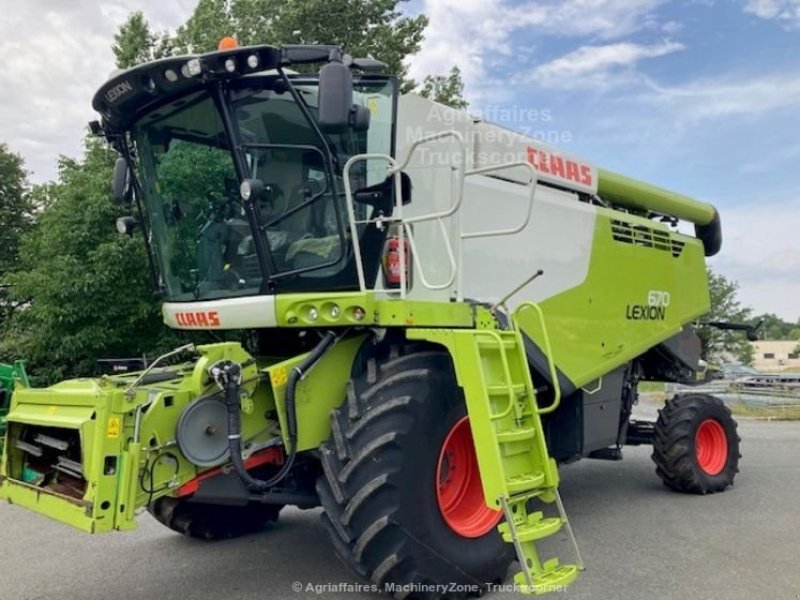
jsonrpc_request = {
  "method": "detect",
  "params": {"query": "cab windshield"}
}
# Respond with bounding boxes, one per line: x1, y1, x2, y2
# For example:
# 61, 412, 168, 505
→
132, 76, 394, 301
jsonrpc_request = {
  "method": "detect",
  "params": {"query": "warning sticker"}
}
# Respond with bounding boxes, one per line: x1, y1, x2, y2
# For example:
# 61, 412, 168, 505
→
107, 417, 121, 439
367, 97, 380, 115
270, 367, 288, 388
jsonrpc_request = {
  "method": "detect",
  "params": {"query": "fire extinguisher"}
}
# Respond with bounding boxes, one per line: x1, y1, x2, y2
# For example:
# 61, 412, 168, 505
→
382, 234, 411, 289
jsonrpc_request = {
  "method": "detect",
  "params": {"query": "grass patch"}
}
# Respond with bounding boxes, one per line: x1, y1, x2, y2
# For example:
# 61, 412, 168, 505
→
638, 381, 665, 393
729, 403, 800, 420
638, 381, 667, 404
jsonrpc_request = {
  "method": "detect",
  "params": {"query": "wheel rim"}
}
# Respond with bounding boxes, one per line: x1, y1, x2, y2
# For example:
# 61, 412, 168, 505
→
695, 418, 728, 476
436, 416, 502, 538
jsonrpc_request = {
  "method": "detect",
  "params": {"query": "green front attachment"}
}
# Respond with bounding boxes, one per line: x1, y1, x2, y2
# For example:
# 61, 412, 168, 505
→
0, 343, 269, 533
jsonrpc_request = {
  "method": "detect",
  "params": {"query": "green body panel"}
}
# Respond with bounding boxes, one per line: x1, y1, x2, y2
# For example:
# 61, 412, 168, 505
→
275, 292, 475, 328
267, 334, 367, 452
598, 168, 716, 225
516, 208, 709, 390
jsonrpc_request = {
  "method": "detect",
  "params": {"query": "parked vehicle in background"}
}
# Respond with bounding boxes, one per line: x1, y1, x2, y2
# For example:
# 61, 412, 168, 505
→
722, 363, 760, 380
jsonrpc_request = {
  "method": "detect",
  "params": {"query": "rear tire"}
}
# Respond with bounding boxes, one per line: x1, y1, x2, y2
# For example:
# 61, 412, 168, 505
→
317, 349, 513, 599
148, 497, 282, 540
652, 393, 740, 494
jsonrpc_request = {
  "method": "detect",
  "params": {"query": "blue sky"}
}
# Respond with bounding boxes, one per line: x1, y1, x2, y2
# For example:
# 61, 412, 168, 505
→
1, 0, 797, 320
406, 0, 800, 321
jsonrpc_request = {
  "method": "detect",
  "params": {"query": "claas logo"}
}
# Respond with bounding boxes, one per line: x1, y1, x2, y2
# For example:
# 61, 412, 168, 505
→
175, 311, 221, 327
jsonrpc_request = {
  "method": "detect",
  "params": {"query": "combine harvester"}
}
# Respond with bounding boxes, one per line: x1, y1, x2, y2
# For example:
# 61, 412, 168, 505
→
0, 40, 740, 596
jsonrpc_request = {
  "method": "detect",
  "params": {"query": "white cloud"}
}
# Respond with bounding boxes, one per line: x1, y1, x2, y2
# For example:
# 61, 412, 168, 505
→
408, 0, 668, 100
710, 198, 800, 321
642, 73, 800, 121
0, 1, 195, 183
744, 0, 800, 27
661, 20, 684, 34
529, 40, 684, 89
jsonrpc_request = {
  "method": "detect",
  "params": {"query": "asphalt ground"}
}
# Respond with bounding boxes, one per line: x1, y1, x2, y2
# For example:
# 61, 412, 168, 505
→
1, 402, 798, 600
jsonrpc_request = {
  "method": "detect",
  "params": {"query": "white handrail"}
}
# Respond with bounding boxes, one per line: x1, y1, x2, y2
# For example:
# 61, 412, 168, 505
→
341, 137, 538, 301
402, 219, 458, 290
456, 162, 538, 301
460, 162, 538, 239
342, 153, 407, 298
392, 131, 467, 225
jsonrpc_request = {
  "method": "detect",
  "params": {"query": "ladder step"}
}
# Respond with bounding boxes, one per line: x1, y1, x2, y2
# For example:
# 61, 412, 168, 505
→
499, 512, 562, 543
506, 472, 546, 494
514, 561, 580, 595
486, 383, 527, 397
496, 427, 536, 443
476, 337, 517, 350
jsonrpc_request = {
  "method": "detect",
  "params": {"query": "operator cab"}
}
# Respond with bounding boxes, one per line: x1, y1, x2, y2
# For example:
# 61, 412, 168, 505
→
93, 43, 398, 303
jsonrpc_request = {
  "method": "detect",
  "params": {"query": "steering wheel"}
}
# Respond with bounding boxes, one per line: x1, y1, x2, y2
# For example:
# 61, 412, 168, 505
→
258, 183, 288, 220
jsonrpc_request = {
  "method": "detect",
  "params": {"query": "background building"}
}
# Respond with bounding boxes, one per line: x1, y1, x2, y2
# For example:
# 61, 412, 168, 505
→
752, 341, 800, 372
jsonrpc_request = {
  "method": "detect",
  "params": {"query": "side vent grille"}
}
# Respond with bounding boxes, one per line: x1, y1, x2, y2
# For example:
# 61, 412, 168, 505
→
611, 220, 685, 257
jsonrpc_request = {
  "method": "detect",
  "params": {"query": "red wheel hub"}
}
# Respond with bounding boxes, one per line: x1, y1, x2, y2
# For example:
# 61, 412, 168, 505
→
695, 418, 728, 476
436, 416, 502, 538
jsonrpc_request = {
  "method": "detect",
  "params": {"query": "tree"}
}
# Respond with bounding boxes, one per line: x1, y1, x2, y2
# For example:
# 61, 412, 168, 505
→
0, 139, 180, 384
173, 0, 428, 88
750, 312, 795, 340
113, 11, 175, 69
697, 268, 754, 365
123, 0, 467, 106
6, 1, 469, 383
0, 143, 33, 336
419, 66, 468, 109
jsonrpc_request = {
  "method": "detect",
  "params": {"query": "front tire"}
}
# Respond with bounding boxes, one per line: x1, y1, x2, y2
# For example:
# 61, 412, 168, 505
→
652, 393, 740, 494
317, 349, 513, 599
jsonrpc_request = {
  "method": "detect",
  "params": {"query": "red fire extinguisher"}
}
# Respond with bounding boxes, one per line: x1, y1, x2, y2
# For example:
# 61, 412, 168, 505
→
382, 234, 411, 288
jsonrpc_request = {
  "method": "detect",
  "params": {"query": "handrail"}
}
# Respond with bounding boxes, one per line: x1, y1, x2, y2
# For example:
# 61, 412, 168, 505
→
393, 131, 467, 225
341, 134, 539, 300
460, 162, 537, 239
512, 301, 561, 415
342, 153, 402, 294
342, 130, 465, 296
457, 162, 538, 301
402, 220, 458, 290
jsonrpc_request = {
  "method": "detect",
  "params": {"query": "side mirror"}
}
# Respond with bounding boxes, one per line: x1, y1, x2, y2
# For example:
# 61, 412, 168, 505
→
354, 172, 412, 213
351, 105, 371, 132
115, 216, 138, 236
317, 56, 354, 133
112, 156, 132, 204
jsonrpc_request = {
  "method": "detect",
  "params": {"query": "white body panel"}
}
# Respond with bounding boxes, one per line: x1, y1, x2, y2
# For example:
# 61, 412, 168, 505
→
163, 295, 277, 330
460, 178, 596, 306
394, 94, 597, 306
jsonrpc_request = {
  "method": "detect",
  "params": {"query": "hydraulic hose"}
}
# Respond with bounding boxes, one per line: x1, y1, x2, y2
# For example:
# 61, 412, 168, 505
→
212, 331, 337, 492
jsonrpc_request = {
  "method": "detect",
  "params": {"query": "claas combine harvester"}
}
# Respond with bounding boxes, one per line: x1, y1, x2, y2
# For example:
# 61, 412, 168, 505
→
0, 40, 740, 597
